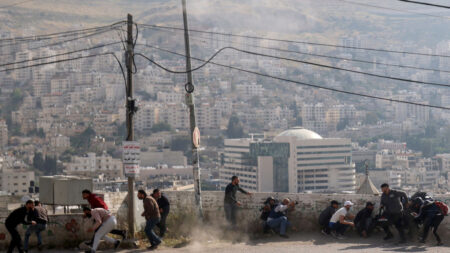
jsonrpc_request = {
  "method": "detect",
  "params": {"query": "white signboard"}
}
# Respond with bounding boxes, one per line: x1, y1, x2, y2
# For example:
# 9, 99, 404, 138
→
123, 141, 141, 164
124, 164, 140, 177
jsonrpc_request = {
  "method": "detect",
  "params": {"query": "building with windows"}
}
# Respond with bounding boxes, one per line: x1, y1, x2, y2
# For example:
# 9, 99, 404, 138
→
220, 127, 355, 193
0, 168, 35, 195
64, 152, 123, 180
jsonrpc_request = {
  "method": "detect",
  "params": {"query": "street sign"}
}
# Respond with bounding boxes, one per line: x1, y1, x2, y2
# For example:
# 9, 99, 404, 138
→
123, 141, 140, 164
124, 164, 140, 177
193, 127, 200, 148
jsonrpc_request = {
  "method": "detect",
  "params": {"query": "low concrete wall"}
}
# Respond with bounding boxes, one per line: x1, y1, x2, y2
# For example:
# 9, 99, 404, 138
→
0, 191, 449, 249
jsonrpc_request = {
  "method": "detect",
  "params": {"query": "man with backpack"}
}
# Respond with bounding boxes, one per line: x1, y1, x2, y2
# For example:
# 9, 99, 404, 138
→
411, 195, 447, 246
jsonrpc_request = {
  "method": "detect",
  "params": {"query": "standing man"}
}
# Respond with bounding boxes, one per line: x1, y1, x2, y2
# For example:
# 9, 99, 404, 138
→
224, 176, 251, 228
82, 207, 120, 253
380, 183, 408, 243
137, 189, 161, 250
5, 200, 36, 253
82, 189, 126, 239
329, 201, 355, 239
318, 200, 339, 235
24, 200, 48, 252
152, 189, 170, 238
354, 202, 375, 238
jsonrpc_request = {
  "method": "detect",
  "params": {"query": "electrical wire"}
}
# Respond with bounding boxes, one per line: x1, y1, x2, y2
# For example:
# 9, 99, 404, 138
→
398, 0, 450, 9
136, 44, 450, 110
138, 43, 450, 88
138, 24, 450, 58
182, 30, 450, 74
0, 0, 34, 9
0, 21, 125, 43
223, 46, 450, 88
0, 41, 122, 68
0, 28, 118, 57
335, 0, 450, 19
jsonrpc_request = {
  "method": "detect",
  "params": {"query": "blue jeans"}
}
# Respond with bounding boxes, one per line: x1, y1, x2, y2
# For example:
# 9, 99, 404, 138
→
145, 218, 161, 246
267, 216, 290, 235
24, 223, 46, 250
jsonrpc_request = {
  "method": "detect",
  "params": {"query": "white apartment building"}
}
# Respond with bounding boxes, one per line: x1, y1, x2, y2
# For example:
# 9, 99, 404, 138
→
65, 152, 123, 179
220, 127, 355, 193
196, 103, 222, 130
0, 169, 35, 195
135, 102, 159, 132
157, 92, 183, 103
0, 119, 8, 148
436, 154, 450, 173
236, 83, 264, 99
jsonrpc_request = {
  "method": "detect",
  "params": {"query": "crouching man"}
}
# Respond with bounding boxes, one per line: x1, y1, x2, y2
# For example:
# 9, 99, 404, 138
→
354, 202, 375, 238
329, 201, 355, 239
83, 207, 120, 253
266, 198, 295, 238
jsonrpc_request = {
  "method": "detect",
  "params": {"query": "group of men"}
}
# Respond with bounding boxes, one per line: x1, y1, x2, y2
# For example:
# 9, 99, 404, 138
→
318, 183, 446, 245
82, 189, 170, 252
4, 188, 170, 253
5, 200, 48, 253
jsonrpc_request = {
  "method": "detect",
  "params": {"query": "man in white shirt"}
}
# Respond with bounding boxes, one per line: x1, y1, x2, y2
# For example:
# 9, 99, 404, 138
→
328, 201, 355, 239
266, 198, 296, 238
83, 207, 120, 253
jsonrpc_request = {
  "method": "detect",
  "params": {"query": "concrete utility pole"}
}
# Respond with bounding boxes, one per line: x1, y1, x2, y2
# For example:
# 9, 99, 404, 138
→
181, 0, 203, 218
125, 13, 136, 239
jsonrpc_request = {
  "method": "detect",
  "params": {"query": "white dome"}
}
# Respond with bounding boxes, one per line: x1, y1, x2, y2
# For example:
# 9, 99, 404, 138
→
276, 127, 322, 140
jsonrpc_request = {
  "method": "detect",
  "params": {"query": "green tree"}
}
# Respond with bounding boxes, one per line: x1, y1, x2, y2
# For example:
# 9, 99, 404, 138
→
170, 136, 191, 151
70, 126, 96, 150
226, 115, 244, 138
364, 112, 379, 125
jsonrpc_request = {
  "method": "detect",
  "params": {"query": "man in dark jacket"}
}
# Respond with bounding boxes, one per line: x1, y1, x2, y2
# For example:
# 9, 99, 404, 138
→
266, 198, 296, 238
412, 197, 445, 245
138, 189, 161, 250
152, 189, 170, 237
380, 183, 408, 243
24, 200, 48, 252
354, 202, 375, 237
224, 176, 251, 227
6, 200, 36, 253
319, 200, 339, 235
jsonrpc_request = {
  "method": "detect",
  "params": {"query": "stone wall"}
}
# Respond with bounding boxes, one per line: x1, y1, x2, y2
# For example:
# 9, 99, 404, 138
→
0, 191, 449, 249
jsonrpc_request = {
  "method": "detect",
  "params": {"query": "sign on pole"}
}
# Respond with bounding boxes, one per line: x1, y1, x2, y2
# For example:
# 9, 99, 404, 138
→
193, 127, 200, 148
123, 141, 140, 177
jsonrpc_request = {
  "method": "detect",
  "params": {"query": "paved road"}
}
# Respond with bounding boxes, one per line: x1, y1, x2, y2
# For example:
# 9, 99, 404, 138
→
35, 233, 449, 253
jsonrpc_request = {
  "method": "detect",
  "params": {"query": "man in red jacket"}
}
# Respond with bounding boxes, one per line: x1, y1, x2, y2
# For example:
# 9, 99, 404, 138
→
82, 190, 108, 210
82, 189, 126, 240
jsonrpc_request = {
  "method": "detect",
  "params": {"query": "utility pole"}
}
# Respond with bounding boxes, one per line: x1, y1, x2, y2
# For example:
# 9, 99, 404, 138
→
181, 0, 203, 218
125, 13, 136, 239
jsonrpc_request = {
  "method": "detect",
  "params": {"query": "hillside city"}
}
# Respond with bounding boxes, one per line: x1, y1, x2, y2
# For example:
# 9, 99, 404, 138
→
0, 22, 449, 197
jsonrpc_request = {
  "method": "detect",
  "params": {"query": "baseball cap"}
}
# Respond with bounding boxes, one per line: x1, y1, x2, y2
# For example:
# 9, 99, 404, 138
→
344, 201, 354, 206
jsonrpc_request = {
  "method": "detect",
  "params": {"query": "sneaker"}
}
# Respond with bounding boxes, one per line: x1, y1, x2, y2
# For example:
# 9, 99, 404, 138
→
321, 229, 329, 236
437, 241, 443, 246
279, 234, 289, 239
361, 231, 367, 238
419, 239, 426, 244
37, 244, 44, 251
114, 240, 121, 249
336, 235, 345, 240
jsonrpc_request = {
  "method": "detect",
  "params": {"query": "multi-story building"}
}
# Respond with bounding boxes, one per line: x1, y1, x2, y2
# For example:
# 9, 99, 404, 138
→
64, 152, 123, 180
0, 119, 8, 148
435, 154, 450, 173
0, 168, 35, 195
236, 83, 264, 99
135, 102, 159, 132
220, 127, 355, 193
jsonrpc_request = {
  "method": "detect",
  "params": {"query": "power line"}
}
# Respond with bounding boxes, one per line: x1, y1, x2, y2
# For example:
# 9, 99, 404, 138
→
398, 0, 450, 9
183, 30, 450, 74
336, 0, 450, 19
136, 44, 449, 110
134, 46, 230, 74
0, 41, 121, 68
223, 46, 450, 88
138, 24, 450, 58
138, 43, 450, 88
0, 21, 125, 44
0, 28, 118, 57
0, 0, 34, 9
